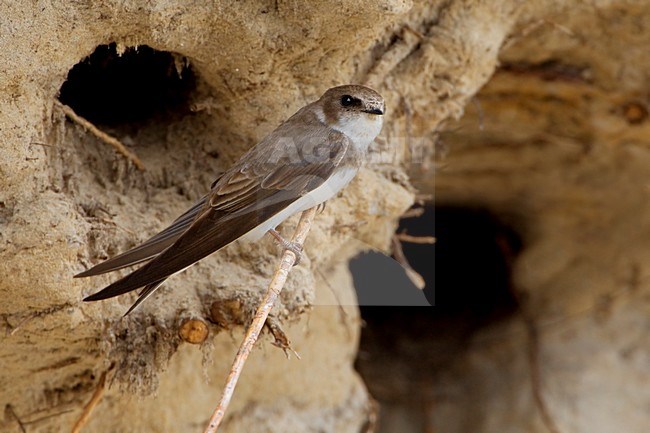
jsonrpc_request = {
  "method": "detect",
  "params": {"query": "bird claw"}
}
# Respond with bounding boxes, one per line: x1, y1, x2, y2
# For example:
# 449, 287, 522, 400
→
284, 241, 304, 265
268, 229, 303, 265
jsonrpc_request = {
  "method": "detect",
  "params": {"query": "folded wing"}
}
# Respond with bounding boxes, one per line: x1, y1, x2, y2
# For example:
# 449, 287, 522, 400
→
83, 129, 350, 303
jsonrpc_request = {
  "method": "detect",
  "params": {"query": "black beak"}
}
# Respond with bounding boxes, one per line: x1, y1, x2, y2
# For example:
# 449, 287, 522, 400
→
362, 108, 384, 115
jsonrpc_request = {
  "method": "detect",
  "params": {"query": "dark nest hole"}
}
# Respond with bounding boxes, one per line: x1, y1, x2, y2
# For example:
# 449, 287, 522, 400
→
351, 206, 521, 432
58, 43, 196, 132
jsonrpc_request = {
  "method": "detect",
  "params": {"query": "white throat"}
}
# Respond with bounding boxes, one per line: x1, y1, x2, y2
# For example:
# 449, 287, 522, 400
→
314, 107, 383, 151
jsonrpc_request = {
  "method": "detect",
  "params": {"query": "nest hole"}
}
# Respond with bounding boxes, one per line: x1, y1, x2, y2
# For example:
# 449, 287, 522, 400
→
55, 43, 222, 195
353, 206, 521, 432
58, 43, 196, 131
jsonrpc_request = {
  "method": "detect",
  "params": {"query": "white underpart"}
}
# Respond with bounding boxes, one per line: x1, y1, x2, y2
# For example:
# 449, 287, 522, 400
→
240, 166, 357, 241
241, 107, 383, 242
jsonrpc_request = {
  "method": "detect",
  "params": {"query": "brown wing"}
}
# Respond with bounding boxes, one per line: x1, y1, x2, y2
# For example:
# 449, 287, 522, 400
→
83, 128, 349, 302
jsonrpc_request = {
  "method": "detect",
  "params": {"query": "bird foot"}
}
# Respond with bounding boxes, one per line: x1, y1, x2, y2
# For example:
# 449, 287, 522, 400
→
268, 229, 303, 265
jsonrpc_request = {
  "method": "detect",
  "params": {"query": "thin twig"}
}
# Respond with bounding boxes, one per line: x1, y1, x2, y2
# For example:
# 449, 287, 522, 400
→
30, 141, 58, 148
503, 18, 577, 51
5, 404, 26, 433
395, 233, 436, 244
7, 314, 35, 336
24, 410, 75, 426
391, 235, 426, 290
525, 319, 563, 433
203, 207, 318, 433
71, 366, 113, 433
400, 207, 425, 219
6, 303, 72, 336
414, 193, 433, 205
54, 101, 145, 170
315, 268, 350, 338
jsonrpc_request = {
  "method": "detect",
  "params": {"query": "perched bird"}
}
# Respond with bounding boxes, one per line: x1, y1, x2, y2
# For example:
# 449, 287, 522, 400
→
77, 84, 385, 315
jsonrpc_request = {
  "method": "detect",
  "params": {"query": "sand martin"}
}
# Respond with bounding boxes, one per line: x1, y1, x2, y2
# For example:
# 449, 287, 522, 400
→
77, 84, 385, 315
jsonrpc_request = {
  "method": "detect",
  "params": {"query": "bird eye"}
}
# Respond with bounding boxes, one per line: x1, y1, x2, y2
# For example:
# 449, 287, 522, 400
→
340, 95, 359, 107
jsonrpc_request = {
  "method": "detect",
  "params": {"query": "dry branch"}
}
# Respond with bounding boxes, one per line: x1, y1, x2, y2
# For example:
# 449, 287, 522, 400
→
54, 101, 145, 170
400, 207, 425, 219
391, 234, 426, 290
71, 365, 113, 433
395, 233, 436, 244
203, 207, 317, 433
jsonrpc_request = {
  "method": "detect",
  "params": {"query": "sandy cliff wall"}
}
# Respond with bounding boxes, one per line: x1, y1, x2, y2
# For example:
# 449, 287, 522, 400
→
1, 1, 648, 432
